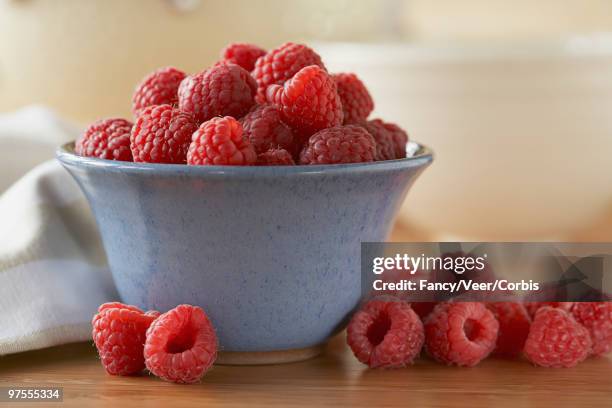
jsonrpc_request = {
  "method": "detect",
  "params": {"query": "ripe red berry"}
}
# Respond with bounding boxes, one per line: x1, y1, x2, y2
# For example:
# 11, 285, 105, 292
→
365, 119, 408, 160
424, 302, 499, 367
571, 302, 612, 356
239, 104, 298, 157
178, 62, 256, 124
487, 302, 531, 358
347, 300, 424, 368
266, 65, 343, 138
130, 104, 197, 163
92, 302, 159, 376
524, 302, 574, 318
382, 121, 409, 159
362, 120, 396, 161
256, 148, 295, 166
410, 302, 438, 320
76, 118, 133, 161
187, 116, 257, 166
299, 125, 376, 165
252, 42, 325, 102
524, 306, 592, 367
333, 73, 374, 124
132, 67, 186, 116
221, 43, 266, 72
144, 304, 218, 384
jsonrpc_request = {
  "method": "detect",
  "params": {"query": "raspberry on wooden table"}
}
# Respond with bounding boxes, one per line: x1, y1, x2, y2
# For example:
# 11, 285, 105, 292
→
571, 302, 612, 357
132, 67, 186, 116
187, 116, 257, 166
487, 302, 531, 358
178, 61, 256, 124
252, 42, 325, 102
333, 73, 374, 124
144, 305, 218, 384
130, 104, 197, 164
424, 302, 499, 367
221, 43, 266, 72
347, 299, 424, 368
410, 302, 438, 320
299, 125, 376, 165
266, 65, 343, 138
76, 118, 133, 161
524, 306, 592, 367
92, 302, 159, 376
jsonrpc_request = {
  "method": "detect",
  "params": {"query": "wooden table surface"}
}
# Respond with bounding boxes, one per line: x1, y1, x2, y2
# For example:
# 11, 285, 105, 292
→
1, 224, 611, 407
1, 335, 611, 408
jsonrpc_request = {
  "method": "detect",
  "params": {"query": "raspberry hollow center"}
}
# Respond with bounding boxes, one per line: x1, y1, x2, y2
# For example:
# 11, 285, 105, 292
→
463, 318, 481, 342
165, 325, 197, 354
367, 312, 392, 346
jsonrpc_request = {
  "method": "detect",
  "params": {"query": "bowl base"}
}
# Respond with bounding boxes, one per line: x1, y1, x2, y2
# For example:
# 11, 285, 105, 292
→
216, 344, 325, 365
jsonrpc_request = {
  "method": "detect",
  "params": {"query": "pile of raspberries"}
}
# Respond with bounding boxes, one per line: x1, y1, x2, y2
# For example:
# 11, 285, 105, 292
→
76, 42, 408, 166
92, 299, 610, 385
348, 299, 611, 369
92, 302, 218, 384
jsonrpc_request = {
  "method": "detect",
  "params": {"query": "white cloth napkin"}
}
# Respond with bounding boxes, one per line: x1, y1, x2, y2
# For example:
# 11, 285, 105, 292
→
0, 107, 116, 355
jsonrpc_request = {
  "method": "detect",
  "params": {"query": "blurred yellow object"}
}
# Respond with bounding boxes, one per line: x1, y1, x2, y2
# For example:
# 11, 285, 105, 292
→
319, 42, 612, 240
406, 0, 612, 42
0, 0, 391, 123
0, 0, 283, 123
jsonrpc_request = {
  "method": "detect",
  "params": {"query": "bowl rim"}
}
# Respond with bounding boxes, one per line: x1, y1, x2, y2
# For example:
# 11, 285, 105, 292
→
56, 141, 434, 177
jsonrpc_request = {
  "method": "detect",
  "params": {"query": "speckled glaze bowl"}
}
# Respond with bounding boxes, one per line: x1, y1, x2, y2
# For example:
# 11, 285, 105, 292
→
57, 142, 433, 364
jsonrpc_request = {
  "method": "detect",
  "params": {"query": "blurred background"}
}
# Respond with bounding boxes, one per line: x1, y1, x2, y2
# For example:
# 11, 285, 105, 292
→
1, 0, 612, 241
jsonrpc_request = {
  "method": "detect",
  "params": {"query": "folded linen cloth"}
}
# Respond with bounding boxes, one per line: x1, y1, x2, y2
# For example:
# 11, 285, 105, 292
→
0, 107, 116, 355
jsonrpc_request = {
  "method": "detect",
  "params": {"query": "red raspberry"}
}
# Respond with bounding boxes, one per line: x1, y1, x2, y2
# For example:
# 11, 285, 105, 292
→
524, 302, 574, 318
239, 104, 298, 157
347, 300, 424, 368
130, 104, 197, 163
382, 121, 409, 158
132, 67, 186, 116
366, 119, 408, 160
144, 304, 217, 384
411, 302, 438, 320
424, 302, 499, 366
178, 62, 256, 124
256, 148, 295, 166
252, 42, 325, 102
91, 302, 159, 376
76, 118, 133, 161
362, 120, 396, 161
333, 73, 374, 124
487, 302, 531, 358
187, 116, 256, 166
299, 125, 376, 165
266, 65, 343, 138
221, 43, 266, 72
524, 306, 592, 367
571, 302, 612, 356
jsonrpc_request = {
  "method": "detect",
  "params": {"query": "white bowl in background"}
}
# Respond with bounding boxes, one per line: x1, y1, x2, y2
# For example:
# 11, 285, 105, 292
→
318, 40, 612, 240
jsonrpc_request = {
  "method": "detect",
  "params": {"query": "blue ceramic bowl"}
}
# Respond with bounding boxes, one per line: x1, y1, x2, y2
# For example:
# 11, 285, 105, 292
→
57, 142, 432, 362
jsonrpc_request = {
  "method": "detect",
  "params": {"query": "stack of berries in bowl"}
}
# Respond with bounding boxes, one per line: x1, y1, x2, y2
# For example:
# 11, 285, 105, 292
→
347, 299, 612, 369
75, 42, 408, 166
